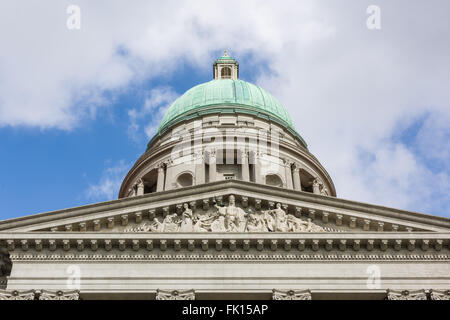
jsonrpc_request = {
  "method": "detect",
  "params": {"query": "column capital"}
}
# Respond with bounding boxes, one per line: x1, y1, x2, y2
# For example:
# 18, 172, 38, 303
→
240, 149, 249, 160
283, 158, 293, 166
386, 289, 427, 300
207, 148, 217, 158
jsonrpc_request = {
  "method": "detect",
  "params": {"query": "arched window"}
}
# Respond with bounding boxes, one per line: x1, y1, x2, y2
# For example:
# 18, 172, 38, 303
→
176, 172, 193, 188
265, 174, 283, 187
221, 67, 231, 79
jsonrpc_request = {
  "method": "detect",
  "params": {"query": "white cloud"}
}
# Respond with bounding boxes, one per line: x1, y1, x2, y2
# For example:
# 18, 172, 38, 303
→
1, 1, 449, 216
127, 86, 178, 143
85, 160, 130, 201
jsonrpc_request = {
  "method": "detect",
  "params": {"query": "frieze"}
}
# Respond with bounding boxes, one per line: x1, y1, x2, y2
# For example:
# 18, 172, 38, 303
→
3, 181, 448, 233
124, 196, 329, 233
8, 252, 450, 262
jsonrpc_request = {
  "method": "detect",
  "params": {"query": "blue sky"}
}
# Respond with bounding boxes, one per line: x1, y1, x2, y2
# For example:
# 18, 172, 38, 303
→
0, 1, 449, 220
0, 53, 264, 220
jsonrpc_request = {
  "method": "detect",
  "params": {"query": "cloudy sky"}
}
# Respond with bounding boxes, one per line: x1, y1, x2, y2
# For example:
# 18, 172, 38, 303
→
0, 0, 449, 220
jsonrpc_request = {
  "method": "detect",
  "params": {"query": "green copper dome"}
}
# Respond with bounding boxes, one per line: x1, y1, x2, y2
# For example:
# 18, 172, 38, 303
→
156, 79, 306, 145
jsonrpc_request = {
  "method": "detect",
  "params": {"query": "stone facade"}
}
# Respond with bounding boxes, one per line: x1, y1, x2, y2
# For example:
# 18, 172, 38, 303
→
0, 54, 448, 300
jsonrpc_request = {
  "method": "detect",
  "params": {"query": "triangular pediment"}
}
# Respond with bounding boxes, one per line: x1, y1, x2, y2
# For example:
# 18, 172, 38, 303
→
0, 180, 449, 234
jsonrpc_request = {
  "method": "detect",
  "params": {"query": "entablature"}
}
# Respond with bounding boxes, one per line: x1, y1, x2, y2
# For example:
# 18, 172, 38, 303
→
1, 232, 449, 259
1, 181, 449, 234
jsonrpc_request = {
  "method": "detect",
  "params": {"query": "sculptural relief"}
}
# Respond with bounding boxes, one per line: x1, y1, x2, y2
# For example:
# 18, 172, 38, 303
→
180, 203, 194, 232
386, 289, 427, 300
124, 197, 327, 233
156, 289, 195, 300
272, 289, 312, 300
214, 195, 248, 232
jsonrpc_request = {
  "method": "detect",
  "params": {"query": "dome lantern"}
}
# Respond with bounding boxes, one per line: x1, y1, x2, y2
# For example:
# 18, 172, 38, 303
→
213, 50, 239, 80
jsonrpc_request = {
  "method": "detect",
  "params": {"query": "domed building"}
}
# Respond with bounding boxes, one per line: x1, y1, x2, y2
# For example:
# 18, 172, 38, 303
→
0, 52, 449, 300
119, 51, 335, 200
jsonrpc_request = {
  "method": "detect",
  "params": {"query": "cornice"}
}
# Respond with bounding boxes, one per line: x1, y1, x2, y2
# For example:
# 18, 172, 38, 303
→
1, 232, 449, 257
8, 253, 450, 262
1, 180, 449, 232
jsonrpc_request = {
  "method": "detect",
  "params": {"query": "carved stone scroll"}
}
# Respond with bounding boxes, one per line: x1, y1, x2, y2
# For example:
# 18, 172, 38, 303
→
155, 289, 195, 300
429, 289, 450, 300
0, 289, 35, 300
386, 289, 427, 300
37, 290, 80, 300
272, 289, 312, 300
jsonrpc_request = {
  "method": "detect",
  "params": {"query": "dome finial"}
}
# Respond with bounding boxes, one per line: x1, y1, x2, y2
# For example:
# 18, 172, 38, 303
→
213, 50, 239, 80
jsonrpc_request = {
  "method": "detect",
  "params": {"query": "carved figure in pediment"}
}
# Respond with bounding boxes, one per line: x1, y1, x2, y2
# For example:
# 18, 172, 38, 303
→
149, 213, 179, 232
191, 211, 215, 232
286, 215, 326, 232
180, 203, 194, 232
163, 213, 180, 232
286, 215, 309, 231
263, 203, 289, 232
124, 222, 152, 232
247, 212, 268, 232
305, 218, 326, 232
149, 218, 164, 232
210, 216, 227, 232
214, 195, 248, 232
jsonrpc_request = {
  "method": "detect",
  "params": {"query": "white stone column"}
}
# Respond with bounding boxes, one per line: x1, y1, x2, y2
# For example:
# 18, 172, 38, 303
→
208, 149, 217, 182
241, 150, 250, 181
293, 164, 301, 191
254, 152, 263, 184
164, 160, 174, 191
284, 159, 293, 189
136, 179, 144, 196
195, 150, 205, 185
312, 178, 321, 194
156, 164, 165, 192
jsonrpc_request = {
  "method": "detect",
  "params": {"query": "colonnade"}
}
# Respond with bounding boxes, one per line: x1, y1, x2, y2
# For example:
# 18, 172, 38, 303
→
132, 149, 326, 195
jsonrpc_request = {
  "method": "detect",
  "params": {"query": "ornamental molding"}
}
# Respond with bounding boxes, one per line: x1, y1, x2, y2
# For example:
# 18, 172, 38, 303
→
2, 181, 448, 233
386, 289, 427, 300
8, 252, 450, 262
123, 197, 330, 233
429, 289, 450, 300
0, 289, 79, 300
37, 289, 80, 300
2, 233, 449, 254
156, 289, 195, 300
0, 289, 35, 300
272, 289, 312, 300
